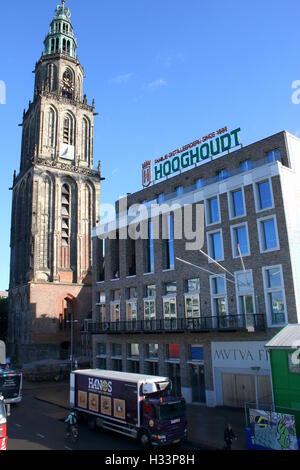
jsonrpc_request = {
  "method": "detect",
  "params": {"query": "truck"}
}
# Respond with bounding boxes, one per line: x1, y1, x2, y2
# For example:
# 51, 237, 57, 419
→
0, 341, 22, 405
70, 369, 187, 448
0, 395, 7, 451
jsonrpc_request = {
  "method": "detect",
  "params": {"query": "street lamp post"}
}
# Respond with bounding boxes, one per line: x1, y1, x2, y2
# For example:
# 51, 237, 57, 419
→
66, 314, 79, 372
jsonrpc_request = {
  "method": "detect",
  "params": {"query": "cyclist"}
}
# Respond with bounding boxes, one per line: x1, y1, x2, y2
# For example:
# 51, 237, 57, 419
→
65, 411, 78, 437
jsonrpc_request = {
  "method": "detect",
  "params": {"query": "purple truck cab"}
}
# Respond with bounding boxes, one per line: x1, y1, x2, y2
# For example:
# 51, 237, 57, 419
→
70, 369, 187, 448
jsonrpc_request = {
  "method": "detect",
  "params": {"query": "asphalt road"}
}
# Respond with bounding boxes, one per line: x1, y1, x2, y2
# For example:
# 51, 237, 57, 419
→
6, 387, 205, 451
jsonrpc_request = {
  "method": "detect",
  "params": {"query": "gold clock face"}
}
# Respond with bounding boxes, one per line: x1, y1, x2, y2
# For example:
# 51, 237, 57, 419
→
62, 76, 74, 91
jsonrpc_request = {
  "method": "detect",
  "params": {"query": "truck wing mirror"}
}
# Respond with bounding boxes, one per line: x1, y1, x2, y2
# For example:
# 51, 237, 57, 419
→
6, 404, 11, 417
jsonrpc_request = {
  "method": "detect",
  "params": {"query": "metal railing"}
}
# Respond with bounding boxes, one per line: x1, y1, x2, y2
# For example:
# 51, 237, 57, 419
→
86, 314, 266, 335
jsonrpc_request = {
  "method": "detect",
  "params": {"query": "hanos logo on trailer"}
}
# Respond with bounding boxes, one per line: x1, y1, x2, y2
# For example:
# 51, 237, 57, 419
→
88, 377, 113, 394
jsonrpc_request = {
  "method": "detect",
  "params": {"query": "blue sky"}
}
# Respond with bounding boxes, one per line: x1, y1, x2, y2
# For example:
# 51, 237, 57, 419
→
1, 0, 300, 290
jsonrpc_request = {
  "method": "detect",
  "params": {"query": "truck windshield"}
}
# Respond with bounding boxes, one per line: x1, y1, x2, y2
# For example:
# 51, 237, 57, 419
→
159, 401, 186, 421
0, 402, 5, 420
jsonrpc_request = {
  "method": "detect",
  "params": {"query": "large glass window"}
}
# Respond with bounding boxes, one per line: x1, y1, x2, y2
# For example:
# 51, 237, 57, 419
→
231, 224, 249, 257
145, 220, 155, 273
147, 343, 159, 359
230, 188, 245, 218
163, 214, 175, 270
128, 343, 139, 358
210, 275, 227, 322
256, 180, 273, 210
207, 196, 220, 224
267, 149, 281, 163
258, 217, 279, 252
240, 159, 252, 172
163, 297, 177, 329
263, 266, 286, 326
207, 231, 223, 261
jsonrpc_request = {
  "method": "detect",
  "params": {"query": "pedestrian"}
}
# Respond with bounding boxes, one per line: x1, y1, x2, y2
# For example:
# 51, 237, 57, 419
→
224, 423, 237, 450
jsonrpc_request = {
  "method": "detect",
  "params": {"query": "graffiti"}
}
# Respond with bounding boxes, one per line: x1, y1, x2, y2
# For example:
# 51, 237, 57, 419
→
249, 409, 298, 451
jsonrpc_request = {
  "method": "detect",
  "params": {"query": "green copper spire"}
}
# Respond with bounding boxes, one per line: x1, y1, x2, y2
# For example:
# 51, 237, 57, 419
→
44, 1, 78, 59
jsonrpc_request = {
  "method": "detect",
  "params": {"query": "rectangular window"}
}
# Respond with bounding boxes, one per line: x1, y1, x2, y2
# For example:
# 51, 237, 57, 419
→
145, 285, 156, 297
147, 343, 159, 359
255, 179, 273, 211
176, 186, 184, 196
263, 266, 286, 326
112, 343, 122, 357
112, 289, 121, 301
127, 287, 137, 299
157, 193, 165, 204
110, 302, 120, 322
187, 278, 200, 293
144, 285, 156, 330
235, 270, 255, 328
258, 216, 279, 252
206, 196, 220, 225
145, 220, 155, 273
229, 188, 245, 218
207, 230, 223, 261
97, 343, 107, 356
240, 159, 253, 172
210, 275, 228, 322
163, 214, 175, 270
217, 168, 228, 180
126, 301, 137, 321
195, 178, 204, 189
163, 297, 177, 329
231, 223, 250, 257
185, 295, 200, 319
165, 282, 177, 294
128, 343, 139, 358
267, 149, 281, 163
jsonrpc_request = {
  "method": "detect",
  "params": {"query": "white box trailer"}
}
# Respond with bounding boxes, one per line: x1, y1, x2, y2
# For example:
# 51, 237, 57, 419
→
70, 369, 187, 447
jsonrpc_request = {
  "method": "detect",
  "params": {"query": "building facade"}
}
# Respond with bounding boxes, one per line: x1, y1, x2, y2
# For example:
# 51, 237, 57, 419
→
90, 129, 300, 407
8, 1, 101, 362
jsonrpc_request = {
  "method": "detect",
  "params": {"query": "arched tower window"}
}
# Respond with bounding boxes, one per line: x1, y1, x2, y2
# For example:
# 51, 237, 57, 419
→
63, 113, 75, 145
61, 184, 71, 248
47, 64, 57, 91
62, 38, 66, 52
55, 37, 59, 52
82, 118, 90, 162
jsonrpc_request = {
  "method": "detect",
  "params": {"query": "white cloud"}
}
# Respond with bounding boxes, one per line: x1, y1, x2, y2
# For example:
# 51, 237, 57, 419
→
111, 73, 133, 85
146, 78, 167, 92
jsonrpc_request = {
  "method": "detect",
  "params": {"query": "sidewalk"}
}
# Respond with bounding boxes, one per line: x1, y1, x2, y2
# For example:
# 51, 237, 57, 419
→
186, 404, 246, 450
32, 380, 246, 449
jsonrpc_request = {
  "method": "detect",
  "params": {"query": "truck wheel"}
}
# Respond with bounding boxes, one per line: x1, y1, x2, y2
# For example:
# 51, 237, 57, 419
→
88, 416, 96, 431
138, 430, 151, 449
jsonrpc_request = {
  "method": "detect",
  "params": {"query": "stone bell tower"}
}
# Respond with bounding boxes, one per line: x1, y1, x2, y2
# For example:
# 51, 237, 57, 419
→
8, 1, 102, 362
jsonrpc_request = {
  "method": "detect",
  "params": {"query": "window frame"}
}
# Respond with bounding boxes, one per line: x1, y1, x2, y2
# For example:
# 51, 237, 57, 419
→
205, 194, 221, 226
262, 265, 287, 327
257, 215, 280, 253
206, 229, 224, 262
230, 222, 251, 258
227, 186, 246, 220
253, 177, 275, 213
209, 274, 228, 318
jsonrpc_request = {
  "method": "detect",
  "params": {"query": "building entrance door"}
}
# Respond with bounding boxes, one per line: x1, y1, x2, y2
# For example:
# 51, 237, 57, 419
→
168, 363, 181, 396
191, 364, 206, 403
222, 373, 255, 407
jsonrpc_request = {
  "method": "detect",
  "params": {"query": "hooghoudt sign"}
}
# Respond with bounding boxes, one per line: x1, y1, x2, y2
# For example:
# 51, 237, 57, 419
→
142, 126, 242, 187
211, 341, 270, 370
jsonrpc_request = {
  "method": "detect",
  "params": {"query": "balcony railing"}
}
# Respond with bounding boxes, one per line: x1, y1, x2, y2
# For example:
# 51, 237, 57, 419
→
86, 314, 266, 334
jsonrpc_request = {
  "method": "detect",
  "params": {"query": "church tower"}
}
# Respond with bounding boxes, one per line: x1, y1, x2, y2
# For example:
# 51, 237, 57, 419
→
8, 1, 101, 362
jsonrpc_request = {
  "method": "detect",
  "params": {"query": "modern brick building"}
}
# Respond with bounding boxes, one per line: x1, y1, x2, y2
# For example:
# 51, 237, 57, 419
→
90, 128, 300, 408
8, 1, 101, 362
